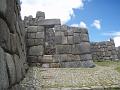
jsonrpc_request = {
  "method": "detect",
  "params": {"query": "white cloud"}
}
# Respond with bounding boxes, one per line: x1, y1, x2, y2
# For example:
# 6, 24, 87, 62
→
71, 24, 79, 27
114, 36, 120, 47
92, 20, 101, 29
71, 21, 87, 28
79, 21, 87, 28
102, 32, 120, 36
21, 0, 84, 24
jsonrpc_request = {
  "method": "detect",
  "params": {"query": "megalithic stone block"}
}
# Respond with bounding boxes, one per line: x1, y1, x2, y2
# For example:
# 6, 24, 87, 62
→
0, 47, 9, 89
13, 54, 23, 83
29, 45, 44, 56
38, 19, 61, 26
80, 54, 92, 61
72, 44, 81, 55
27, 26, 38, 33
0, 0, 7, 14
73, 33, 80, 44
56, 45, 72, 54
80, 60, 95, 68
80, 34, 89, 42
5, 53, 16, 85
79, 42, 91, 54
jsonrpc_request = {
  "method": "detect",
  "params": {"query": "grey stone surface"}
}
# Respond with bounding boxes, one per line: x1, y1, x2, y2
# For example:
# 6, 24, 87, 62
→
29, 45, 44, 56
10, 34, 17, 53
37, 26, 44, 32
61, 61, 81, 68
42, 63, 50, 68
5, 53, 16, 85
67, 30, 73, 36
27, 39, 35, 46
27, 56, 39, 63
53, 55, 61, 63
0, 18, 11, 51
118, 46, 120, 60
27, 33, 36, 39
45, 28, 55, 54
80, 28, 88, 34
0, 0, 27, 89
42, 55, 53, 63
80, 54, 92, 61
68, 36, 73, 45
80, 60, 95, 68
67, 54, 80, 61
55, 36, 62, 44
25, 11, 95, 68
72, 44, 81, 55
80, 34, 89, 42
38, 19, 61, 26
0, 47, 9, 90
34, 39, 44, 45
27, 26, 38, 33
60, 54, 68, 62
36, 11, 45, 19
73, 33, 80, 44
91, 39, 118, 61
56, 45, 72, 54
62, 36, 68, 44
0, 0, 7, 14
79, 42, 91, 54
13, 54, 22, 83
36, 32, 44, 39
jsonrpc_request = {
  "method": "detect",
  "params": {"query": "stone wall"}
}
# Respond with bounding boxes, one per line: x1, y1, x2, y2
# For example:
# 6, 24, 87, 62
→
116, 46, 120, 60
91, 39, 118, 61
0, 0, 27, 89
24, 11, 95, 68
53, 25, 94, 68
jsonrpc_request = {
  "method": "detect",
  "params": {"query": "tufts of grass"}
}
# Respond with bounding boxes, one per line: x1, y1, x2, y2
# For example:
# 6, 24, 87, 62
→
115, 66, 120, 73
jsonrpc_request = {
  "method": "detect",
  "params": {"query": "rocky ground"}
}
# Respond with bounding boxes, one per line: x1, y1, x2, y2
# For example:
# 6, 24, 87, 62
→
19, 61, 120, 90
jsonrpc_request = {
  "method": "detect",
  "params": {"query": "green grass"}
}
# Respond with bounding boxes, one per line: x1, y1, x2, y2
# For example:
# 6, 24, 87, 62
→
115, 66, 120, 73
94, 60, 120, 73
94, 60, 120, 67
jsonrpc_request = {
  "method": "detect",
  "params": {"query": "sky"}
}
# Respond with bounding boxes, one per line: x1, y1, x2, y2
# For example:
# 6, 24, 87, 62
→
21, 0, 120, 47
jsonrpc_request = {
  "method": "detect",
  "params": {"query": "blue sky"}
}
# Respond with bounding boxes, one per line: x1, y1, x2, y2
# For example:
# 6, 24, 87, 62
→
67, 0, 120, 45
21, 0, 120, 47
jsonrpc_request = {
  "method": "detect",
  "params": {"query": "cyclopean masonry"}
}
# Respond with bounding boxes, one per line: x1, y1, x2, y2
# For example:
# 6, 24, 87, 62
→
91, 38, 118, 61
24, 11, 95, 68
0, 0, 28, 89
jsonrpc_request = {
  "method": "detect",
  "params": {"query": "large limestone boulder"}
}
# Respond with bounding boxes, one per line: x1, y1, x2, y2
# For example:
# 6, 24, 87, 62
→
5, 53, 16, 85
0, 47, 9, 89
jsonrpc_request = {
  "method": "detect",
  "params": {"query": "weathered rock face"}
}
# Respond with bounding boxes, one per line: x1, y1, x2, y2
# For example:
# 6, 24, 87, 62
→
0, 0, 27, 89
117, 46, 120, 60
24, 12, 95, 68
91, 39, 118, 61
